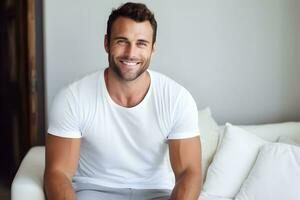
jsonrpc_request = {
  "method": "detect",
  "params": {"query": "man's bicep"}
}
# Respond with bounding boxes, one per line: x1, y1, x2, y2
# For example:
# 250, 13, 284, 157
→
168, 136, 202, 177
45, 133, 81, 179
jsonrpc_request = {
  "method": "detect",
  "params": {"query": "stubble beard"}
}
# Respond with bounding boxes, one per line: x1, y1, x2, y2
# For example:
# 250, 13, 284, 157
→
108, 53, 151, 82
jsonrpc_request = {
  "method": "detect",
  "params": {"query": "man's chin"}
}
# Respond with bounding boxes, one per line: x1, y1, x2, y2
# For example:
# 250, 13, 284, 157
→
119, 73, 142, 81
109, 62, 149, 82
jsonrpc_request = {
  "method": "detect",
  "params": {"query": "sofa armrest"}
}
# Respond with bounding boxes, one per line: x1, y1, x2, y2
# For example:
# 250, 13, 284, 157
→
11, 146, 45, 200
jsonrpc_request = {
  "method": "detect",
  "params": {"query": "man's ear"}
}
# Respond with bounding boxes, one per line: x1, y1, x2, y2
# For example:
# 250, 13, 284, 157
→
104, 35, 109, 53
151, 42, 156, 56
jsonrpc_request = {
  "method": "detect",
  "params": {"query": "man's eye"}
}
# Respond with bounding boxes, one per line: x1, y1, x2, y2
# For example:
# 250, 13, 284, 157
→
137, 42, 147, 47
117, 40, 126, 44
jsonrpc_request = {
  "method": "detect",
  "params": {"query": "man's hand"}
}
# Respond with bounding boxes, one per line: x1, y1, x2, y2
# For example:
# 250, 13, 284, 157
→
168, 136, 202, 200
44, 134, 81, 200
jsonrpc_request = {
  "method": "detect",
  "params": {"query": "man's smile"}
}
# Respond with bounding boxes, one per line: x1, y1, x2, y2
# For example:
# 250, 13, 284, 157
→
119, 60, 141, 67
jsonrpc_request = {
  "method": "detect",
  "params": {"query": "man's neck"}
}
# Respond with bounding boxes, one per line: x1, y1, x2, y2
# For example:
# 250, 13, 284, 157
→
105, 68, 151, 108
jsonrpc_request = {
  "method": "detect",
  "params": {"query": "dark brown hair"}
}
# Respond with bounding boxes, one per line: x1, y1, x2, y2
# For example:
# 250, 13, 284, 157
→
106, 2, 157, 45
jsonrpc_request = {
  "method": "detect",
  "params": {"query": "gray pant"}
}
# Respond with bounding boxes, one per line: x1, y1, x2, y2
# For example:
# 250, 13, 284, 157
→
74, 183, 171, 200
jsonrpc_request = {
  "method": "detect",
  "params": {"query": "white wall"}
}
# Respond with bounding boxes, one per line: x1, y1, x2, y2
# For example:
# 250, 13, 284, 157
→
44, 0, 300, 124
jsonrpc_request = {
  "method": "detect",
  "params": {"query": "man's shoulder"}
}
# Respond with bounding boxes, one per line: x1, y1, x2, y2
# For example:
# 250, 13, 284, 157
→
70, 69, 102, 88
64, 69, 103, 94
149, 70, 194, 106
149, 70, 184, 91
55, 69, 103, 104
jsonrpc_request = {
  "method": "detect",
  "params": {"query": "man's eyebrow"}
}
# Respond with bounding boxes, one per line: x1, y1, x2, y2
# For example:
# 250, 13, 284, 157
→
112, 37, 151, 45
137, 39, 150, 44
113, 36, 128, 40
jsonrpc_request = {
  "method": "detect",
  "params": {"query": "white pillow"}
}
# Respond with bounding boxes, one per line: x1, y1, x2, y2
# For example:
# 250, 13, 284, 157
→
198, 108, 220, 179
203, 123, 268, 198
199, 192, 233, 200
278, 135, 300, 147
236, 143, 300, 200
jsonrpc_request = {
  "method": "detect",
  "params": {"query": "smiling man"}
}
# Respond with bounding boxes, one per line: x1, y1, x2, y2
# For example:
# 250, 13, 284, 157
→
44, 2, 202, 200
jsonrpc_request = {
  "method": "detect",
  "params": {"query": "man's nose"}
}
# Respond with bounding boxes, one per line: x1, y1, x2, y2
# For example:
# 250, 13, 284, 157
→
124, 43, 137, 58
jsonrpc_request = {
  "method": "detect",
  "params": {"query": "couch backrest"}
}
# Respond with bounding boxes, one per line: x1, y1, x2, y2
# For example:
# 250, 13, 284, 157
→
198, 108, 300, 180
239, 122, 300, 142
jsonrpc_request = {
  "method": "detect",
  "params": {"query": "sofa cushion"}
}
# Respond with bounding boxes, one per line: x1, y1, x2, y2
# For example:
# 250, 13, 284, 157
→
235, 143, 300, 200
198, 108, 220, 179
199, 192, 233, 200
203, 124, 268, 198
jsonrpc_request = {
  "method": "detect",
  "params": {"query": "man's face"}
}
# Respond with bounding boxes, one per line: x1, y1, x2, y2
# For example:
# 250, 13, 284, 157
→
105, 17, 155, 81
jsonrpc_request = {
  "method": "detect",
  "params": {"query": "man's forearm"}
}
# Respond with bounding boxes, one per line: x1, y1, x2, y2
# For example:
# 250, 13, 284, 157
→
170, 170, 202, 200
44, 171, 76, 200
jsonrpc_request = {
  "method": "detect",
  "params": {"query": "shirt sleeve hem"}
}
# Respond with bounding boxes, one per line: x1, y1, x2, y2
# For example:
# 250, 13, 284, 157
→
167, 131, 200, 140
48, 128, 82, 139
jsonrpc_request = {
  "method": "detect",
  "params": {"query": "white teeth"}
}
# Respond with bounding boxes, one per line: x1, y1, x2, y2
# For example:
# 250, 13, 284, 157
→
122, 61, 138, 66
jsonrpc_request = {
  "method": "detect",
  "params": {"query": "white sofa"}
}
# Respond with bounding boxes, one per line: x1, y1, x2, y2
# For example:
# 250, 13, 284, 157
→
11, 108, 300, 200
11, 146, 45, 200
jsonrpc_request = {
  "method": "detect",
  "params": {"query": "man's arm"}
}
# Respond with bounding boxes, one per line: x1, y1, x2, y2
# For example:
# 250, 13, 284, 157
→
169, 136, 202, 200
44, 134, 81, 200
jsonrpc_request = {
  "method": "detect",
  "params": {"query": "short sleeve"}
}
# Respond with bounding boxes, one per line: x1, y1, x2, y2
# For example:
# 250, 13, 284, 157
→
167, 88, 200, 140
48, 87, 82, 138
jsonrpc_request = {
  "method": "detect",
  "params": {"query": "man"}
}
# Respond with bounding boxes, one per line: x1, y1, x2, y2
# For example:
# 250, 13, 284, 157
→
44, 2, 202, 200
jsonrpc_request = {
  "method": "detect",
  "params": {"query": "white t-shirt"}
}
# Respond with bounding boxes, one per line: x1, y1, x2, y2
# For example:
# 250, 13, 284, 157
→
48, 69, 199, 190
